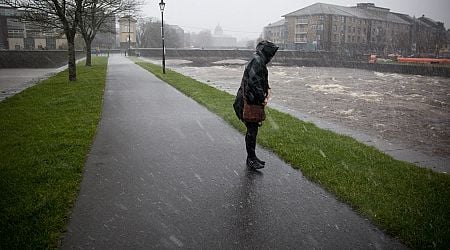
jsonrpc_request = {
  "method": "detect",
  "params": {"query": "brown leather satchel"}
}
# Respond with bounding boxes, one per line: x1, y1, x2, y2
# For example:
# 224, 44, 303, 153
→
243, 83, 266, 122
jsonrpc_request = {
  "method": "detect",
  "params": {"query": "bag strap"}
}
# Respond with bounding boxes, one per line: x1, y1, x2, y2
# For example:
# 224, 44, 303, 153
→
242, 81, 246, 102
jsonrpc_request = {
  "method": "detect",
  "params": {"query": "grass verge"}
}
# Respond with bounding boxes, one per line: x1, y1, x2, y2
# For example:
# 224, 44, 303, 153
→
0, 57, 107, 248
136, 60, 450, 249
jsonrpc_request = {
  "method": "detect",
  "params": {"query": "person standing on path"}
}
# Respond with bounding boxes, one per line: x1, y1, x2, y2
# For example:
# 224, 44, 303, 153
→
233, 40, 279, 170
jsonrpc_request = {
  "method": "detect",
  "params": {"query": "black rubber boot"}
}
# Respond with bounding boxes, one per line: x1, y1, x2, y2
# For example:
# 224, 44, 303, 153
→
247, 157, 264, 170
255, 156, 265, 165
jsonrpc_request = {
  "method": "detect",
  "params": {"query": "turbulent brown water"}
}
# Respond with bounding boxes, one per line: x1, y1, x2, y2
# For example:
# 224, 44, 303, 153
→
145, 58, 450, 169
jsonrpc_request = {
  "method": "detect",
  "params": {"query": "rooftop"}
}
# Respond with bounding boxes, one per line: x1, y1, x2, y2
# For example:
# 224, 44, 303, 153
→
266, 19, 286, 27
282, 2, 410, 25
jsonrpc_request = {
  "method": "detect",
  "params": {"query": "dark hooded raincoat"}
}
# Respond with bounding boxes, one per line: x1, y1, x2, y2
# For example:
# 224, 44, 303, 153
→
233, 41, 279, 121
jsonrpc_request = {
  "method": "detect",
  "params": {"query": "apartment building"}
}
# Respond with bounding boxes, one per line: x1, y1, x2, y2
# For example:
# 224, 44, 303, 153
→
264, 3, 446, 55
1, 6, 117, 50
0, 6, 69, 50
263, 19, 287, 49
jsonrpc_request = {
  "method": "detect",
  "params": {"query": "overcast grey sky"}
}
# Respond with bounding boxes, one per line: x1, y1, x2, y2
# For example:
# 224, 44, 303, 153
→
142, 0, 450, 40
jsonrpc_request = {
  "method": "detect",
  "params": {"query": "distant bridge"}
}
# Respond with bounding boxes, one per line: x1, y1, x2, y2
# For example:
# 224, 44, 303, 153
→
1, 49, 448, 77
132, 48, 450, 77
133, 48, 344, 66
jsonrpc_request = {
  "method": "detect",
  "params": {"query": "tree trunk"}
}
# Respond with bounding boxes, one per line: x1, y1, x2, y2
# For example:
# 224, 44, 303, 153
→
67, 35, 77, 81
85, 39, 92, 66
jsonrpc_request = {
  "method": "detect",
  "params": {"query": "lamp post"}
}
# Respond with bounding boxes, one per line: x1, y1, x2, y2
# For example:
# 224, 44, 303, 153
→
128, 15, 131, 56
159, 0, 166, 74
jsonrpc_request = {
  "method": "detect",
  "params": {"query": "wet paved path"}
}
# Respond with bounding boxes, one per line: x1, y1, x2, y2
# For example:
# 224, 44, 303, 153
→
61, 56, 406, 249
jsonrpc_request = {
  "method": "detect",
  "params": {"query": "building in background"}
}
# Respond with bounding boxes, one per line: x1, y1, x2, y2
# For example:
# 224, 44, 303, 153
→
211, 24, 237, 48
263, 19, 287, 49
0, 6, 16, 49
282, 3, 410, 53
264, 2, 447, 55
0, 5, 72, 50
447, 29, 450, 52
119, 15, 137, 49
417, 15, 448, 55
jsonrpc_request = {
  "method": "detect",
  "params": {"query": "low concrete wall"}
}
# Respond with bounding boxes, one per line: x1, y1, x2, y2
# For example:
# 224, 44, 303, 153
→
0, 50, 85, 68
340, 62, 450, 78
136, 48, 345, 67
135, 48, 340, 61
136, 48, 450, 77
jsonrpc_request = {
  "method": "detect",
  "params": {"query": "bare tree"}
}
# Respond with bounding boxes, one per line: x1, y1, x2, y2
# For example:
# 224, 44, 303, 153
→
136, 19, 184, 48
192, 30, 212, 48
2, 0, 84, 81
79, 0, 142, 66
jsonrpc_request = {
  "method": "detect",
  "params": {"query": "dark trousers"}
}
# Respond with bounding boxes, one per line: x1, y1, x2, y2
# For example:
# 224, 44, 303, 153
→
245, 122, 259, 159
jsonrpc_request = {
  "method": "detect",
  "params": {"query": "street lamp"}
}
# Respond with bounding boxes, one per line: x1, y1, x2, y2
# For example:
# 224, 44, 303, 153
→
128, 14, 131, 56
159, 0, 166, 74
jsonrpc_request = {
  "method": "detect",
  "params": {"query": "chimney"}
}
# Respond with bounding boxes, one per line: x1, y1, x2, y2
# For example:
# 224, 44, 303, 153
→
356, 3, 376, 8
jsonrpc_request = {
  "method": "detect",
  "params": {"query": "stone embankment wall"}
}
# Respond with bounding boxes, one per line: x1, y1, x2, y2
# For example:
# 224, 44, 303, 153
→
0, 50, 85, 68
135, 48, 450, 77
342, 62, 450, 77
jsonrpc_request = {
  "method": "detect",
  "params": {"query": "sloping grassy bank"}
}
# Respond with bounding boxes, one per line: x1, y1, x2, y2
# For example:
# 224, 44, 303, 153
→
136, 61, 450, 249
0, 57, 107, 248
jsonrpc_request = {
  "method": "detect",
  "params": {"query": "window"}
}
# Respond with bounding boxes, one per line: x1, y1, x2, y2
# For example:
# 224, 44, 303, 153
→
319, 15, 324, 20
334, 34, 338, 41
296, 26, 307, 33
317, 34, 321, 40
8, 29, 23, 38
295, 34, 307, 43
352, 27, 355, 33
341, 16, 345, 22
296, 17, 308, 24
334, 25, 337, 32
317, 24, 324, 31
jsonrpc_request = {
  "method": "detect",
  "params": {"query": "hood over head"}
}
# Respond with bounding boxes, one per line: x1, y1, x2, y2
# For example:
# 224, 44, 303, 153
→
256, 40, 279, 64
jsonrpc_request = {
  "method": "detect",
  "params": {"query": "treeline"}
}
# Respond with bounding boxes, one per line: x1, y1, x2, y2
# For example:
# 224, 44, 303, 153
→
136, 19, 216, 49
136, 20, 184, 48
137, 22, 259, 49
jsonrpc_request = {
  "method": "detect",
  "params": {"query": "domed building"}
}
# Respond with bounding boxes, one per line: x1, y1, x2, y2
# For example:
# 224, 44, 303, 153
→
214, 24, 224, 36
211, 24, 237, 48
